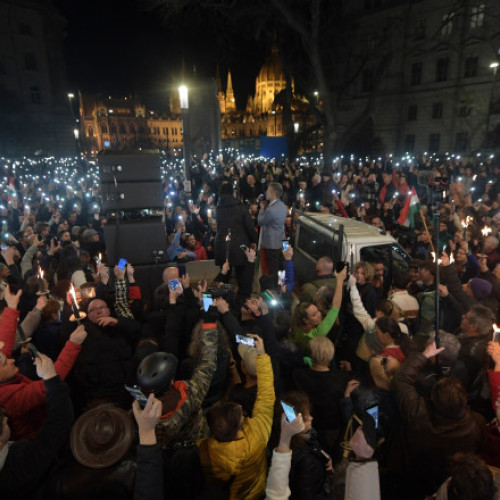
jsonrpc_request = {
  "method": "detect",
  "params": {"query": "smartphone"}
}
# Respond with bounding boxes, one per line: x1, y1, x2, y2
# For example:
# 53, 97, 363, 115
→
117, 258, 127, 271
235, 334, 255, 347
281, 401, 297, 422
277, 270, 286, 286
0, 243, 6, 252
178, 264, 186, 277
124, 384, 148, 408
26, 343, 39, 358
168, 279, 179, 291
493, 330, 500, 343
202, 292, 213, 312
282, 240, 290, 251
366, 404, 379, 430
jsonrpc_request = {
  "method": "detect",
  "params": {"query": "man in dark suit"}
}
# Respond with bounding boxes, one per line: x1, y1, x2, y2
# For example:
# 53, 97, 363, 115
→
258, 182, 287, 283
215, 182, 258, 299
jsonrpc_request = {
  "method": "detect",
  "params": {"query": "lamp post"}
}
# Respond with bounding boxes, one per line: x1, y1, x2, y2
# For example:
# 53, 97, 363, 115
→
314, 91, 319, 154
179, 85, 191, 194
484, 62, 499, 149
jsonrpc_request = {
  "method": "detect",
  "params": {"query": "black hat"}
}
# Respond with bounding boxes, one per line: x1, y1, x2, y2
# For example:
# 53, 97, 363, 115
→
137, 352, 178, 395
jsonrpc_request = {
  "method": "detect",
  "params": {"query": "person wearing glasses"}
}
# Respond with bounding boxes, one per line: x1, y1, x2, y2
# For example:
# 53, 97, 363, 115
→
73, 282, 141, 410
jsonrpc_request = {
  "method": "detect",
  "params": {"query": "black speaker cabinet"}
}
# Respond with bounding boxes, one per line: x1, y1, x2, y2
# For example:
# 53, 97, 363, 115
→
98, 150, 162, 183
101, 181, 164, 211
103, 220, 169, 266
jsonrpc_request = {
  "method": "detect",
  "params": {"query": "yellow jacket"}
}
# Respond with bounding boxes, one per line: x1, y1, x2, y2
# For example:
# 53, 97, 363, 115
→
198, 354, 275, 500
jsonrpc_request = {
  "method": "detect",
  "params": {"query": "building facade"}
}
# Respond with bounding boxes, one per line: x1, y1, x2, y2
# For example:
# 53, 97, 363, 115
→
336, 0, 500, 154
79, 93, 184, 156
0, 0, 75, 155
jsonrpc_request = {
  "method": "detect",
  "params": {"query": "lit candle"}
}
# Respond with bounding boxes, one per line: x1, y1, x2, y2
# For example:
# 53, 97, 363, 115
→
225, 229, 231, 263
207, 208, 212, 219
481, 226, 492, 254
493, 323, 500, 342
69, 283, 82, 319
38, 269, 46, 293
349, 244, 354, 270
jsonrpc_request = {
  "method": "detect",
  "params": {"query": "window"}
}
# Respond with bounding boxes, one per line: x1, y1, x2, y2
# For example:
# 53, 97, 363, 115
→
404, 134, 415, 152
410, 62, 422, 85
442, 13, 454, 36
458, 105, 472, 117
88, 126, 93, 137
19, 23, 32, 36
25, 53, 37, 71
464, 56, 478, 77
297, 225, 333, 261
119, 123, 126, 134
436, 58, 449, 82
171, 127, 175, 135
455, 132, 468, 151
415, 19, 426, 40
429, 133, 440, 152
361, 69, 374, 92
29, 85, 40, 104
101, 123, 108, 133
408, 105, 418, 121
130, 123, 135, 133
110, 123, 117, 134
432, 102, 443, 119
139, 125, 145, 134
361, 34, 377, 53
471, 4, 485, 28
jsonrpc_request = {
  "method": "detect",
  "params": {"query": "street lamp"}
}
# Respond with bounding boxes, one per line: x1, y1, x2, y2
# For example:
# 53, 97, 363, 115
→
313, 91, 319, 154
294, 122, 299, 133
178, 85, 191, 194
484, 61, 499, 148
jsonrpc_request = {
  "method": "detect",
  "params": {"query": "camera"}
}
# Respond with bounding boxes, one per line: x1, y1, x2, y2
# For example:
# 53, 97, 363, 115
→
208, 284, 235, 301
335, 261, 350, 278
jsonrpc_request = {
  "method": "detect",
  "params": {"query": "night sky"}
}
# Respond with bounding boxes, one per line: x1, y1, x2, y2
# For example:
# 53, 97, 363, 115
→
55, 0, 270, 110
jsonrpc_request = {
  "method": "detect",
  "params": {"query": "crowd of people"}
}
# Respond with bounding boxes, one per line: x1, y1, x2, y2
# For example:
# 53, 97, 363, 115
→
0, 150, 500, 499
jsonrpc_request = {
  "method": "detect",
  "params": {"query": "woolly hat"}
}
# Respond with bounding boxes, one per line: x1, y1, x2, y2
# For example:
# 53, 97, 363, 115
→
468, 278, 492, 300
237, 344, 257, 377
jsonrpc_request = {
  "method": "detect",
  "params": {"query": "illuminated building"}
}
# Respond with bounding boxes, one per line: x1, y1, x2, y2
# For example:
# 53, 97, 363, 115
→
79, 93, 184, 156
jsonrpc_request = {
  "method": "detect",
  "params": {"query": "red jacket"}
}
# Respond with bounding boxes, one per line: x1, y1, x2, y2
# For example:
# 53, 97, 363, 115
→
192, 241, 208, 261
0, 307, 82, 439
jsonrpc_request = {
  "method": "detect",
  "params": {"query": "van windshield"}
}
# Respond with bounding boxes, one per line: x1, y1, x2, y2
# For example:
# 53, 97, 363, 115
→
360, 244, 410, 274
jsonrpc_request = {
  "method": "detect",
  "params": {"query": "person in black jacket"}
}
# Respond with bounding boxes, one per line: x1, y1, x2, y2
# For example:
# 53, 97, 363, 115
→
215, 182, 258, 300
132, 393, 163, 500
0, 354, 74, 500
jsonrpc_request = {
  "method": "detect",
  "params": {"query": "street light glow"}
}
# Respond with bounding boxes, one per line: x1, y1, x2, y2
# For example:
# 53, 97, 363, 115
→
490, 62, 499, 69
179, 85, 189, 109
68, 93, 74, 99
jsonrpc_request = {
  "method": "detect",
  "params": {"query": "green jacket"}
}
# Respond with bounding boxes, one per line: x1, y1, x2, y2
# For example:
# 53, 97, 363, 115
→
292, 307, 340, 353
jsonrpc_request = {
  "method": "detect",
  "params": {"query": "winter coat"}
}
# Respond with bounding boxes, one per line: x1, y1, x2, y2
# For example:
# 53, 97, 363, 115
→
198, 354, 275, 500
0, 307, 81, 440
215, 195, 258, 267
394, 351, 486, 495
156, 325, 218, 445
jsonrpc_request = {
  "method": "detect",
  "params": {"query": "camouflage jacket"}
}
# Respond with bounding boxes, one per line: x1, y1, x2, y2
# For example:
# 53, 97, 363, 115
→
156, 325, 217, 447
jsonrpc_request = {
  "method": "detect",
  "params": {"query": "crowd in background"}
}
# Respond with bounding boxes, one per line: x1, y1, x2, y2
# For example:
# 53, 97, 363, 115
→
0, 150, 499, 499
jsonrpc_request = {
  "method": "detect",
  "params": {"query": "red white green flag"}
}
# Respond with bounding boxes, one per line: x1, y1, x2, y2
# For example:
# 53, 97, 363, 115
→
398, 187, 420, 228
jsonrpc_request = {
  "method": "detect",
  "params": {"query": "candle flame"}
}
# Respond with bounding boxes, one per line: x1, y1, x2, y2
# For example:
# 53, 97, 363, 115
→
493, 323, 500, 333
69, 283, 79, 310
40, 270, 43, 280
449, 253, 455, 264
431, 252, 442, 265
481, 226, 492, 237
98, 253, 102, 262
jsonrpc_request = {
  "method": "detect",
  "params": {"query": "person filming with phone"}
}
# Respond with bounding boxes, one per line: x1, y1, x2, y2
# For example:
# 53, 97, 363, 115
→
197, 334, 275, 500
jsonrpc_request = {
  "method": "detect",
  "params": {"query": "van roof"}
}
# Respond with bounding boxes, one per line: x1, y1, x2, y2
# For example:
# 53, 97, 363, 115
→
299, 212, 396, 244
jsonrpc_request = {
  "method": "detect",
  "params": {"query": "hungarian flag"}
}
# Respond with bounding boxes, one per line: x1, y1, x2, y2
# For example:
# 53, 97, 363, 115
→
7, 177, 16, 203
398, 187, 419, 228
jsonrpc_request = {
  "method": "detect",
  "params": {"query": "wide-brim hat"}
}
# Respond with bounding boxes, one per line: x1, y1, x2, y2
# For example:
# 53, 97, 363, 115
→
70, 407, 134, 469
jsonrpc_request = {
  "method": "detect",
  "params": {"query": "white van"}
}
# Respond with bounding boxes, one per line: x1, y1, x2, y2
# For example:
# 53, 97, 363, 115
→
292, 211, 411, 285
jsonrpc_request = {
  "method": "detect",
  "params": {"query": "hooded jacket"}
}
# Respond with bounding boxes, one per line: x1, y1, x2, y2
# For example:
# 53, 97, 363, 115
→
198, 354, 275, 500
